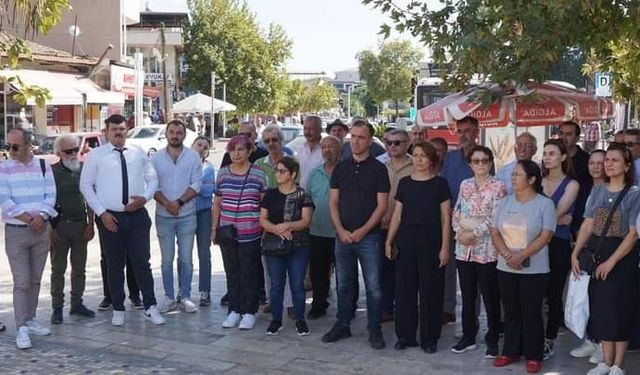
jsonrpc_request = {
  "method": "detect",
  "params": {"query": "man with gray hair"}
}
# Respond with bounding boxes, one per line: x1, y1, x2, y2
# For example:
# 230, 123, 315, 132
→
292, 115, 323, 189
496, 132, 538, 194
255, 125, 291, 187
50, 135, 96, 324
0, 127, 57, 349
409, 125, 428, 154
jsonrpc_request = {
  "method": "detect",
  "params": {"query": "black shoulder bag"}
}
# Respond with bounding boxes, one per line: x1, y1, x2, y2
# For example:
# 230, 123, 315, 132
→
578, 184, 630, 276
215, 166, 252, 245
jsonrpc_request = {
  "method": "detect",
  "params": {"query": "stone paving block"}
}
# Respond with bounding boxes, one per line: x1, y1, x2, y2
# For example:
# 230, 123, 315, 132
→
278, 358, 364, 374
209, 335, 289, 355
163, 353, 236, 372
105, 343, 173, 360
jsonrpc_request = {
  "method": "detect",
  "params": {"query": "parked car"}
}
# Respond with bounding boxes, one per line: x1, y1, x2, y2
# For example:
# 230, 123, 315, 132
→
126, 124, 198, 156
34, 132, 105, 165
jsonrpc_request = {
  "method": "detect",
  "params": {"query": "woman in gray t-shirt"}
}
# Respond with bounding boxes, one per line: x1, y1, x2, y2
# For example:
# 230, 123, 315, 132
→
571, 144, 640, 375
490, 160, 556, 373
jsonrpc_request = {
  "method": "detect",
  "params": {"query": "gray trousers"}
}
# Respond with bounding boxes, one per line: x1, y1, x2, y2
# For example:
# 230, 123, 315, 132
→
5, 224, 50, 327
50, 221, 88, 309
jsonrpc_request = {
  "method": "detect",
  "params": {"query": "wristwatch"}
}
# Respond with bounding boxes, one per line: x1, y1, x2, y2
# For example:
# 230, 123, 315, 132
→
38, 212, 50, 221
177, 199, 185, 207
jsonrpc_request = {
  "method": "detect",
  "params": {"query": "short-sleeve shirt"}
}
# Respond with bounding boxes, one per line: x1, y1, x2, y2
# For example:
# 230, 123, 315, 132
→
215, 165, 268, 243
395, 175, 451, 228
261, 186, 315, 246
492, 194, 557, 274
330, 156, 390, 233
584, 184, 640, 238
308, 165, 334, 237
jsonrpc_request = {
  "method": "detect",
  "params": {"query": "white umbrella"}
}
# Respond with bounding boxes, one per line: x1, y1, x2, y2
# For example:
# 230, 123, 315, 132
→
172, 92, 236, 113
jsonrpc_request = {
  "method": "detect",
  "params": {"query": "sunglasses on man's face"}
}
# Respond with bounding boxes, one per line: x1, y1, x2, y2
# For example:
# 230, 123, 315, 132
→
62, 147, 80, 155
7, 143, 22, 152
263, 137, 280, 145
385, 140, 408, 147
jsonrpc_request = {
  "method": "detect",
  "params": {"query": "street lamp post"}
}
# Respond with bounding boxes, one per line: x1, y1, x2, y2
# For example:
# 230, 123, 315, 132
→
347, 85, 353, 119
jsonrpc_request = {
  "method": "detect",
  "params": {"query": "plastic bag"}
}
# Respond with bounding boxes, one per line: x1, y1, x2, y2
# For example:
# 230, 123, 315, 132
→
564, 273, 590, 339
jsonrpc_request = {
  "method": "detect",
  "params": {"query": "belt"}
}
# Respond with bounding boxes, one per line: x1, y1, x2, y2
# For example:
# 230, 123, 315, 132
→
107, 208, 143, 215
5, 223, 28, 228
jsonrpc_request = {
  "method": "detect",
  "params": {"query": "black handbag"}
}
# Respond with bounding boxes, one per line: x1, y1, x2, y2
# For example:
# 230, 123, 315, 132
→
214, 166, 251, 245
578, 184, 630, 276
261, 232, 294, 256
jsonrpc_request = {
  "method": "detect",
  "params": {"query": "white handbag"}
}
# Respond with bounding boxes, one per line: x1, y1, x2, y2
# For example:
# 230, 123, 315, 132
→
564, 272, 590, 339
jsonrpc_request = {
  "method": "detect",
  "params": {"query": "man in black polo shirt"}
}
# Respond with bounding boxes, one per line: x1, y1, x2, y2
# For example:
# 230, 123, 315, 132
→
321, 119, 390, 349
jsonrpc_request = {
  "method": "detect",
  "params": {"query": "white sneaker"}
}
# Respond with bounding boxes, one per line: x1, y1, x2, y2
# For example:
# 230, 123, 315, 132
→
157, 296, 176, 313
587, 363, 611, 375
571, 339, 598, 358
25, 320, 51, 336
144, 305, 166, 325
238, 313, 256, 330
180, 297, 198, 313
589, 344, 605, 364
609, 365, 625, 375
222, 311, 242, 328
112, 311, 125, 326
16, 326, 32, 349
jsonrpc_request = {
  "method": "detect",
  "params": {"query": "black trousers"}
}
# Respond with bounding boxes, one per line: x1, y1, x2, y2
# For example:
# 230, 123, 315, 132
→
309, 235, 334, 311
98, 216, 140, 301
498, 270, 549, 361
545, 237, 572, 340
380, 230, 395, 314
96, 209, 156, 311
220, 239, 261, 315
395, 226, 445, 346
457, 260, 501, 346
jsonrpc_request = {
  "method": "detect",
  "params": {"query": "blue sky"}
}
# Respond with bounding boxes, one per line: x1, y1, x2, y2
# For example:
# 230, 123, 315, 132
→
144, 0, 433, 74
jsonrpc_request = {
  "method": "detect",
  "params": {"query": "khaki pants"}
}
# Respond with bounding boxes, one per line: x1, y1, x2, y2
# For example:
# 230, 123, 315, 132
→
50, 220, 88, 309
5, 224, 50, 327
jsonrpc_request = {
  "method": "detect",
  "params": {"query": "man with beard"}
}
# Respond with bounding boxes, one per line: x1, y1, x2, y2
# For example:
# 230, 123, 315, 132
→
49, 135, 96, 324
152, 120, 202, 314
80, 114, 165, 326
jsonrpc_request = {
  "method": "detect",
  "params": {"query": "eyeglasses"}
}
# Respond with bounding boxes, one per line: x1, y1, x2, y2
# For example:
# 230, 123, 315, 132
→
62, 147, 80, 155
263, 137, 280, 144
7, 143, 22, 152
470, 158, 491, 165
385, 140, 408, 147
275, 168, 290, 174
238, 132, 253, 138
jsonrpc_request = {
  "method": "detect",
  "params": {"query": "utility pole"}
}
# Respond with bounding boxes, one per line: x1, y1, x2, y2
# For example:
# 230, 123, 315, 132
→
211, 71, 216, 142
161, 22, 171, 120
222, 83, 227, 135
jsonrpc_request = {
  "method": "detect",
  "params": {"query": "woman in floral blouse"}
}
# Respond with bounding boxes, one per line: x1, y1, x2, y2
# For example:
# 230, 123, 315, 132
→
451, 145, 507, 358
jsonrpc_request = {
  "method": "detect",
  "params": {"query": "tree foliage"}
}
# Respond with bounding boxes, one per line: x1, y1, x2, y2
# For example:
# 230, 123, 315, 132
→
184, 0, 293, 113
351, 85, 378, 118
363, 0, 640, 100
357, 40, 422, 116
302, 80, 337, 113
0, 0, 70, 107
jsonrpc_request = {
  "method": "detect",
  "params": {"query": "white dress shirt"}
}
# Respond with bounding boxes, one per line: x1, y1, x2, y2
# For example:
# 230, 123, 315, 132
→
80, 143, 158, 216
292, 140, 323, 189
151, 147, 202, 217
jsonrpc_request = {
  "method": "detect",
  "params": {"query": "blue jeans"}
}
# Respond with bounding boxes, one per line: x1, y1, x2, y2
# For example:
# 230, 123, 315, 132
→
335, 233, 382, 330
265, 246, 310, 321
195, 208, 212, 292
156, 214, 197, 299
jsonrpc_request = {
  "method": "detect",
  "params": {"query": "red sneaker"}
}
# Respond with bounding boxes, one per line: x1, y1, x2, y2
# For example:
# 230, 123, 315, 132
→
493, 356, 519, 367
525, 360, 542, 373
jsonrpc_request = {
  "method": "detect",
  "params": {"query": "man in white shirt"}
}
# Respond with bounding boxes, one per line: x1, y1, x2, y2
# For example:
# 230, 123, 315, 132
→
293, 115, 323, 189
152, 120, 202, 314
80, 114, 165, 327
496, 132, 537, 194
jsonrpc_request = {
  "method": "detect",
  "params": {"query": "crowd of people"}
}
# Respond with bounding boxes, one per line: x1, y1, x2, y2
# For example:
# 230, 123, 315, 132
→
0, 114, 639, 375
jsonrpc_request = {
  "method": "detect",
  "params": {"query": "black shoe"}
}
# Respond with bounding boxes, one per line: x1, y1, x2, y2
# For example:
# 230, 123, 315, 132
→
51, 308, 63, 324
321, 324, 352, 343
394, 339, 419, 350
97, 298, 112, 311
265, 320, 283, 335
295, 320, 310, 336
0, 321, 5, 332
199, 292, 211, 307
451, 338, 477, 353
70, 304, 95, 318
422, 343, 438, 354
368, 329, 386, 350
129, 295, 143, 310
259, 294, 267, 305
307, 308, 326, 320
485, 344, 499, 359
220, 293, 229, 306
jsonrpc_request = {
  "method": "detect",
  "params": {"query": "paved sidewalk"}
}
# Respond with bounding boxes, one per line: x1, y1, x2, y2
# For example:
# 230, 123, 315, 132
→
0, 146, 638, 374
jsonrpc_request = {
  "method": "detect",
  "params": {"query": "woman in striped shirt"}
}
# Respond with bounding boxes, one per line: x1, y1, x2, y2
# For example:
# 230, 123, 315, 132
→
212, 135, 268, 331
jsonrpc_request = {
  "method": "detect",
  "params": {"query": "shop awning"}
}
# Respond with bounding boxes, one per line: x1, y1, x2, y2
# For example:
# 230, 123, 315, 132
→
0, 69, 125, 106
